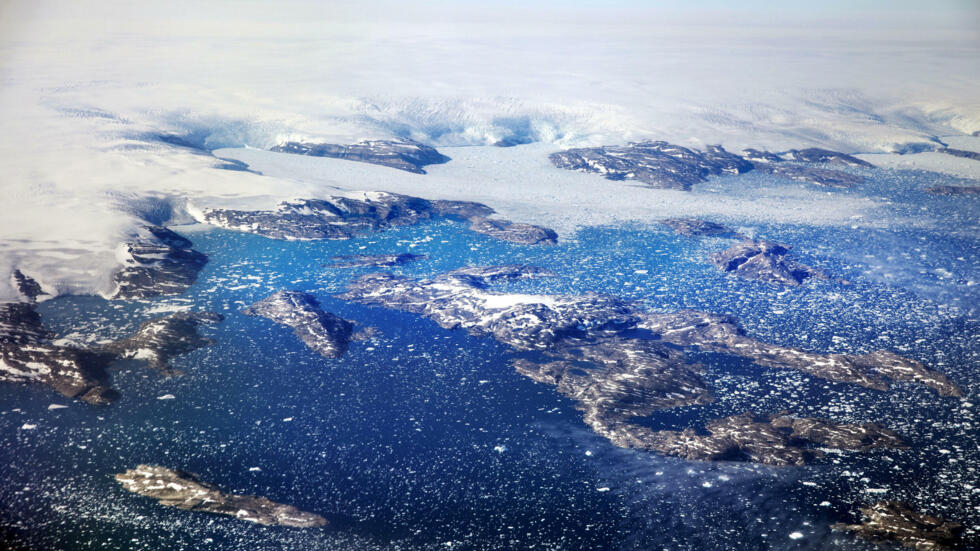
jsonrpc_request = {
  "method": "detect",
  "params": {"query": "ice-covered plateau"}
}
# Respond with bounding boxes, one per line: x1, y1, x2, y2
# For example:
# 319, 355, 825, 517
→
195, 191, 557, 245
115, 465, 327, 528
338, 265, 961, 466
549, 141, 872, 190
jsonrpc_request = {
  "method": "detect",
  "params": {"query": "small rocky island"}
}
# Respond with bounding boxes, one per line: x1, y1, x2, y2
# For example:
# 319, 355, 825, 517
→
115, 465, 327, 528
337, 265, 959, 464
780, 148, 874, 167
110, 225, 208, 300
327, 253, 428, 268
197, 191, 557, 245
834, 501, 964, 550
271, 139, 450, 174
925, 185, 980, 196
103, 311, 224, 375
442, 264, 557, 287
550, 140, 870, 189
660, 218, 743, 238
709, 239, 827, 286
243, 291, 361, 359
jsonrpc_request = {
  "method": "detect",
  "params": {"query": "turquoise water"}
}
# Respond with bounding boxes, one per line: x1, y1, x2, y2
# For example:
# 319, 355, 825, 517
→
1, 166, 978, 550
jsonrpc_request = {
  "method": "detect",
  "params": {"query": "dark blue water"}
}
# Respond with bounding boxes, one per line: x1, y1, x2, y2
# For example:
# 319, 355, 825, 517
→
1, 166, 978, 550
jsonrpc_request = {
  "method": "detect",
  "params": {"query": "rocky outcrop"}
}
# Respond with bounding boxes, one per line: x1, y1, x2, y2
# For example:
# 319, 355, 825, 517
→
709, 239, 826, 286
271, 139, 450, 174
441, 265, 557, 287
833, 501, 964, 550
549, 141, 871, 190
781, 148, 874, 168
742, 148, 867, 187
243, 291, 358, 358
0, 302, 117, 404
115, 465, 327, 528
327, 253, 428, 268
925, 186, 980, 196
592, 411, 904, 466
110, 226, 208, 300
197, 192, 557, 245
10, 270, 46, 302
103, 311, 224, 375
660, 218, 742, 238
754, 164, 864, 188
740, 148, 783, 163
337, 267, 954, 463
549, 141, 752, 190
937, 148, 980, 162
152, 133, 259, 173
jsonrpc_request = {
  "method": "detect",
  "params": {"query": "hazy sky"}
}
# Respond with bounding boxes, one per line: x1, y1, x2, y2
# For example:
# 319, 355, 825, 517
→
1, 0, 978, 37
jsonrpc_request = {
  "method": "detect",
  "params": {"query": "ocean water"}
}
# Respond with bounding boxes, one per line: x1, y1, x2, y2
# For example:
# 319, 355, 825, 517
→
1, 166, 978, 550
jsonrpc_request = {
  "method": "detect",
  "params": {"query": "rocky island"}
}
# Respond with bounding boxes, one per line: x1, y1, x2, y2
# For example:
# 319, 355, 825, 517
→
833, 501, 964, 550
115, 465, 327, 528
0, 301, 117, 405
110, 225, 208, 300
243, 291, 361, 359
327, 253, 428, 268
638, 309, 961, 396
196, 191, 557, 245
1, 268, 225, 403
103, 311, 224, 375
589, 411, 905, 466
709, 239, 827, 286
338, 266, 958, 464
270, 139, 450, 174
441, 264, 557, 287
660, 218, 743, 238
